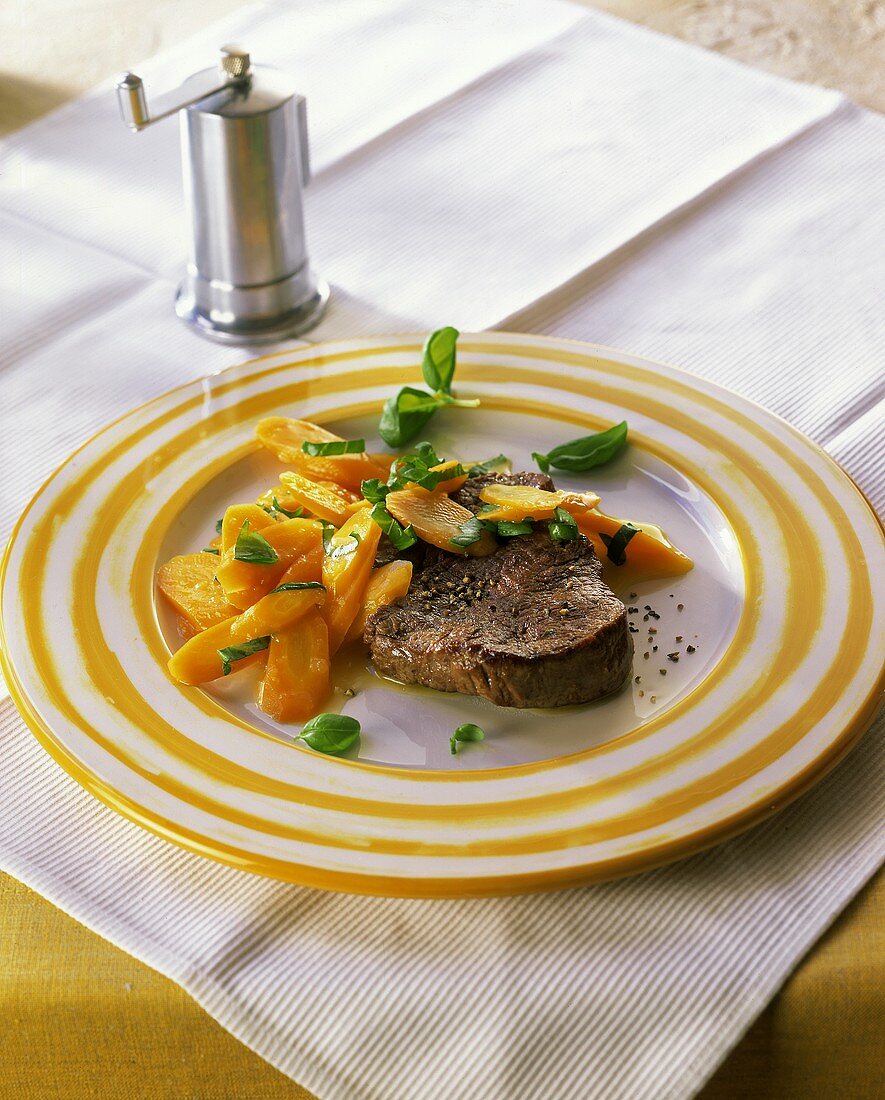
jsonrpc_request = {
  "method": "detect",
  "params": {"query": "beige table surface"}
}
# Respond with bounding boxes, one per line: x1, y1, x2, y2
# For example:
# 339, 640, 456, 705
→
2, 2, 883, 1097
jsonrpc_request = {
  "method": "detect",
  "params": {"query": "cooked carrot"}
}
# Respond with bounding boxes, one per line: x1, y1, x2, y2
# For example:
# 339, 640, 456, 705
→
476, 484, 600, 521
215, 517, 323, 610
279, 471, 358, 525
385, 486, 497, 557
255, 417, 388, 491
343, 560, 413, 644
168, 582, 326, 685
257, 611, 331, 723
576, 509, 693, 579
220, 504, 274, 554
321, 508, 382, 653
157, 552, 238, 635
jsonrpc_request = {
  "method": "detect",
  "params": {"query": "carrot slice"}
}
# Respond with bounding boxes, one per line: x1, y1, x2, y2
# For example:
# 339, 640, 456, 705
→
157, 552, 237, 635
257, 611, 331, 723
215, 518, 323, 610
255, 417, 388, 491
476, 484, 600, 522
168, 582, 326, 685
321, 508, 382, 653
220, 504, 274, 554
343, 560, 413, 645
576, 509, 693, 580
279, 471, 357, 525
385, 487, 496, 557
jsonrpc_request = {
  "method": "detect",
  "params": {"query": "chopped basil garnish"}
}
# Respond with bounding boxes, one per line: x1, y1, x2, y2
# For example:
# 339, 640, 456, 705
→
360, 478, 389, 504
496, 519, 534, 537
388, 443, 463, 492
215, 518, 224, 535
450, 723, 485, 755
548, 507, 579, 542
218, 636, 270, 676
378, 329, 479, 447
450, 515, 484, 549
533, 420, 628, 474
302, 438, 366, 457
268, 581, 325, 595
369, 503, 418, 550
234, 521, 278, 564
267, 496, 303, 519
599, 522, 640, 566
297, 713, 361, 755
201, 547, 220, 555
467, 454, 511, 477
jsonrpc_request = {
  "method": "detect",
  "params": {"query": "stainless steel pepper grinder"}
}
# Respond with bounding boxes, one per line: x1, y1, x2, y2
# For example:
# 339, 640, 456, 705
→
116, 46, 329, 344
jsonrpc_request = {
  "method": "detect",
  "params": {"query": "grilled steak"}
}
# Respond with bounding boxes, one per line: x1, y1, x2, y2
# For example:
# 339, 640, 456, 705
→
364, 475, 632, 708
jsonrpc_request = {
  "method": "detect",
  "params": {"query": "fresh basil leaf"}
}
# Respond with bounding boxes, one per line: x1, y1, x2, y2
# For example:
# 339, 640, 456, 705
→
378, 386, 441, 447
450, 515, 484, 549
467, 454, 511, 477
599, 522, 640, 566
533, 420, 628, 474
496, 519, 534, 537
271, 496, 303, 519
202, 547, 220, 555
318, 521, 336, 555
297, 713, 361, 755
369, 503, 418, 550
548, 506, 579, 543
449, 722, 485, 755
422, 326, 459, 394
361, 478, 390, 504
269, 582, 325, 595
302, 438, 366, 457
215, 518, 224, 535
234, 521, 278, 564
218, 636, 270, 677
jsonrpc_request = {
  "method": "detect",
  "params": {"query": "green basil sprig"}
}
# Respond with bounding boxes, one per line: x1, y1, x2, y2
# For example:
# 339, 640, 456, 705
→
369, 503, 418, 550
302, 438, 366, 457
548, 507, 579, 543
599, 522, 640, 566
450, 723, 485, 755
360, 478, 390, 504
378, 328, 479, 447
234, 521, 278, 564
218, 636, 270, 676
533, 420, 628, 474
297, 713, 361, 756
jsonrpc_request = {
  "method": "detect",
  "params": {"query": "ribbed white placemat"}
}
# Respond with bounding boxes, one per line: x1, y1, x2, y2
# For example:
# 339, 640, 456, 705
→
2, 3, 883, 1097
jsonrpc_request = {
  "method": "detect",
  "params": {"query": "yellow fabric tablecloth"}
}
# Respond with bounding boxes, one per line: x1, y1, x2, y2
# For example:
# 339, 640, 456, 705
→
1, 869, 881, 1098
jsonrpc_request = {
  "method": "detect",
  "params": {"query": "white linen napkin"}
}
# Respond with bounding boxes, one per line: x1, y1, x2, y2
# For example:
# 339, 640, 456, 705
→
2, 3, 882, 1098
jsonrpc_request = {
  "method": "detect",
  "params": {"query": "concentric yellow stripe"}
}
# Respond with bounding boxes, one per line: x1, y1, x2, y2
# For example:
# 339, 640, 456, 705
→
2, 335, 882, 895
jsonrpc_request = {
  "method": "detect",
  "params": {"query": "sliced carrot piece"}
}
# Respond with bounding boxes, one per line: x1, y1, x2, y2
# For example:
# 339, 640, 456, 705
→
476, 483, 600, 522
216, 518, 323, 609
168, 582, 326, 685
576, 509, 693, 580
257, 611, 331, 723
157, 552, 237, 635
343, 560, 413, 645
255, 417, 388, 491
321, 508, 382, 653
279, 471, 357, 525
385, 486, 496, 557
220, 504, 274, 554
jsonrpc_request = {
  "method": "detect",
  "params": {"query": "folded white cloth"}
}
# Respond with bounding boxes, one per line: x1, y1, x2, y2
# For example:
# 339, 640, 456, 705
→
2, 2, 882, 1098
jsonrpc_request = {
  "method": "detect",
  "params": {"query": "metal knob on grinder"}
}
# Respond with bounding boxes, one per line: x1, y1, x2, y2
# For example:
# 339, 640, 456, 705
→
115, 47, 329, 344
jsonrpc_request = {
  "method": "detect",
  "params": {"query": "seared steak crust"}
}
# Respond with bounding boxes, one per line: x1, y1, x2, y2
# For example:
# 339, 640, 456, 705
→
364, 493, 632, 708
